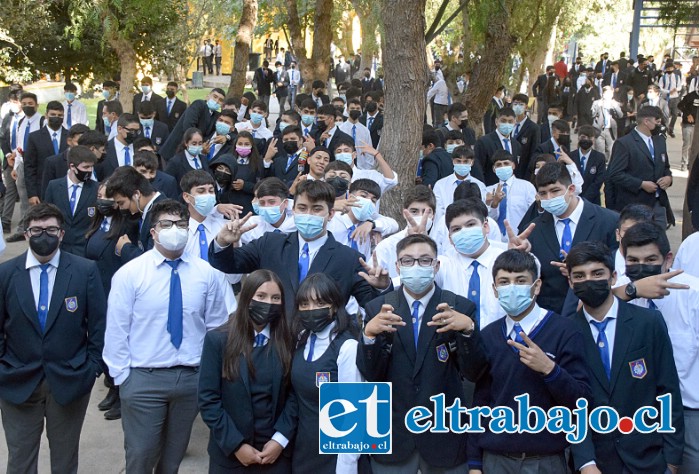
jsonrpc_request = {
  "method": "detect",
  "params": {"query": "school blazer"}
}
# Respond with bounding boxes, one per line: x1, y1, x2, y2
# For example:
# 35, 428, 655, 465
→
515, 119, 541, 180
199, 329, 289, 466
356, 286, 478, 468
120, 193, 167, 263
41, 150, 69, 193
208, 231, 386, 317
155, 97, 188, 132
474, 131, 523, 186
43, 178, 98, 257
569, 149, 606, 205
24, 127, 69, 200
570, 301, 684, 472
0, 251, 106, 405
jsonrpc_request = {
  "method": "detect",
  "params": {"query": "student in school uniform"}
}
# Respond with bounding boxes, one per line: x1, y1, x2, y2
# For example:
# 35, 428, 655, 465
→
357, 234, 477, 473
41, 124, 92, 192
223, 131, 263, 216
569, 125, 606, 205
62, 83, 89, 128
461, 249, 590, 473
165, 127, 210, 193
612, 203, 655, 277
235, 100, 274, 143
155, 82, 188, 132
262, 125, 303, 188
332, 137, 398, 194
474, 107, 522, 185
137, 101, 169, 150
199, 270, 294, 473
288, 147, 332, 196
203, 110, 236, 164
94, 113, 140, 181
565, 241, 684, 474
133, 146, 180, 200
420, 129, 453, 188
485, 150, 537, 242
532, 118, 571, 159
43, 146, 99, 257
433, 146, 487, 223
243, 178, 296, 244
278, 273, 362, 473
209, 180, 392, 317
511, 93, 541, 180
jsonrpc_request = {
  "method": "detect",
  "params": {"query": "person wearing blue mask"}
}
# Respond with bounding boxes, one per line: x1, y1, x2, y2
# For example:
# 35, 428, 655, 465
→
357, 233, 477, 474
165, 128, 210, 193
298, 99, 318, 138
132, 76, 164, 117
485, 150, 536, 242
524, 162, 618, 315
61, 82, 88, 128
95, 80, 119, 135
136, 100, 169, 150
210, 180, 392, 317
474, 107, 523, 185
235, 100, 273, 140
444, 130, 466, 156
433, 145, 486, 223
243, 177, 297, 244
327, 178, 398, 259
332, 136, 398, 194
459, 249, 591, 474
203, 109, 235, 163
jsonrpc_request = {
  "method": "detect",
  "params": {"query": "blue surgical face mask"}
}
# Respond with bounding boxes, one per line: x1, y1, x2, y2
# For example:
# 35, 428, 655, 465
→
188, 145, 203, 156
279, 121, 290, 132
351, 196, 376, 222
258, 204, 284, 224
141, 85, 151, 94
399, 264, 435, 294
540, 189, 570, 217
216, 121, 231, 136
498, 122, 515, 136
207, 98, 221, 112
335, 152, 353, 166
512, 104, 526, 116
102, 90, 111, 100
140, 118, 154, 129
192, 193, 216, 216
451, 226, 485, 255
453, 163, 471, 177
301, 114, 315, 126
295, 213, 325, 240
497, 283, 535, 316
495, 165, 513, 182
102, 116, 111, 129
65, 92, 76, 102
250, 112, 264, 125
252, 201, 261, 214
446, 144, 457, 154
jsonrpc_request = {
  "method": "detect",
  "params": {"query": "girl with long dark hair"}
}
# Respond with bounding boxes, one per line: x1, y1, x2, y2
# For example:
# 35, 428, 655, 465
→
199, 269, 294, 473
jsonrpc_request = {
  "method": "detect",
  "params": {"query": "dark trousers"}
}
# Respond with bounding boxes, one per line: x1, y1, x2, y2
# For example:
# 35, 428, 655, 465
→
0, 379, 91, 474
483, 451, 568, 474
209, 456, 291, 473
120, 367, 200, 474
215, 56, 222, 75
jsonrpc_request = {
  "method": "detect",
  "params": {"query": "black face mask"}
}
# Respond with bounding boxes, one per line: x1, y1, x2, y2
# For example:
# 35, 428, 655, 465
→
349, 110, 361, 121
72, 167, 91, 183
558, 135, 571, 149
214, 170, 232, 188
282, 141, 299, 155
166, 90, 176, 99
96, 199, 116, 216
326, 177, 350, 197
298, 307, 333, 333
579, 138, 593, 150
119, 208, 133, 218
573, 280, 611, 308
124, 131, 139, 144
48, 116, 63, 130
316, 120, 327, 132
651, 124, 666, 136
249, 300, 284, 326
29, 233, 60, 257
22, 106, 36, 117
625, 264, 663, 281
365, 102, 378, 114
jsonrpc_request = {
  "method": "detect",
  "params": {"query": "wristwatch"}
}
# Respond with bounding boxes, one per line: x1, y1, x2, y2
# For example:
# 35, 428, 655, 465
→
367, 219, 376, 230
625, 281, 637, 299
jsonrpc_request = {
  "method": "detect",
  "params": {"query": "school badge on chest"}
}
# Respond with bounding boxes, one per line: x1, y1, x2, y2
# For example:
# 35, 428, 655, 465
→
589, 166, 597, 175
629, 358, 647, 379
65, 296, 78, 313
155, 137, 163, 145
87, 207, 95, 217
316, 372, 330, 387
436, 343, 449, 363
521, 137, 528, 144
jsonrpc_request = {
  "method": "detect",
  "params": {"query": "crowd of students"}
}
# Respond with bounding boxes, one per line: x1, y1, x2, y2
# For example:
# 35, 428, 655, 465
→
0, 57, 697, 474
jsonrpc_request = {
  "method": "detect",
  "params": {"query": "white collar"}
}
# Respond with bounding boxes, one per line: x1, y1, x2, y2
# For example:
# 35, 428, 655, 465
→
583, 296, 618, 325
298, 231, 328, 253
313, 320, 336, 339
25, 249, 61, 270
255, 324, 272, 339
149, 247, 191, 266
505, 303, 546, 337
66, 175, 82, 189
495, 129, 511, 141
554, 197, 584, 226
578, 147, 592, 158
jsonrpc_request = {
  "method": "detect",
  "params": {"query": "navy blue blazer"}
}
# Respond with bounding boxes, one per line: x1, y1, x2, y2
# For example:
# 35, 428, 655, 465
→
164, 151, 210, 192
515, 118, 541, 180
0, 251, 106, 405
144, 119, 170, 149
570, 301, 684, 472
356, 286, 476, 467
24, 126, 69, 200
421, 148, 454, 188
569, 148, 606, 205
159, 99, 219, 161
41, 150, 69, 194
43, 178, 98, 257
208, 232, 385, 316
198, 328, 290, 467
263, 151, 300, 189
155, 97, 188, 132
152, 171, 180, 200
95, 138, 120, 181
528, 200, 619, 314
474, 131, 523, 186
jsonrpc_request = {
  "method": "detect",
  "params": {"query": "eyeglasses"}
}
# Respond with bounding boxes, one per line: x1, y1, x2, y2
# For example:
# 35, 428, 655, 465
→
398, 257, 436, 267
155, 219, 189, 230
26, 226, 61, 237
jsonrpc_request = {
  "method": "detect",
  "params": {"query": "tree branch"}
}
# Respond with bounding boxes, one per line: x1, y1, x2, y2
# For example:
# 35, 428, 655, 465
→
426, 0, 470, 44
425, 0, 451, 42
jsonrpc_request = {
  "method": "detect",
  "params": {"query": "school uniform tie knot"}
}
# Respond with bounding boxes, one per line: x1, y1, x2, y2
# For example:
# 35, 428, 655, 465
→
254, 333, 267, 347
512, 322, 526, 345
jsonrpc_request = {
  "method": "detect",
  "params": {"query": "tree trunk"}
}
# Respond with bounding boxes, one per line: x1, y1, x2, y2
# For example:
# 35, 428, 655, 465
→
464, 4, 516, 136
335, 11, 355, 58
227, 0, 258, 98
377, 0, 429, 222
304, 0, 334, 86
461, 5, 472, 54
285, 0, 309, 87
109, 37, 137, 113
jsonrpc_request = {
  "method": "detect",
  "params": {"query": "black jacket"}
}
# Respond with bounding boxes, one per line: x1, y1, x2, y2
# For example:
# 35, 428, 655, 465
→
24, 127, 69, 200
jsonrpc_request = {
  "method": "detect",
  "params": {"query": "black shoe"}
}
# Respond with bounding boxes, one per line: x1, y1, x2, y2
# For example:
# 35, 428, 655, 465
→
104, 399, 121, 420
669, 131, 676, 138
98, 387, 119, 411
6, 232, 24, 242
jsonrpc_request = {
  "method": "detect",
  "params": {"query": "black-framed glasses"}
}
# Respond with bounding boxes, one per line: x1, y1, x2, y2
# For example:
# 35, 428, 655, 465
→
398, 257, 436, 267
154, 219, 188, 230
26, 226, 61, 237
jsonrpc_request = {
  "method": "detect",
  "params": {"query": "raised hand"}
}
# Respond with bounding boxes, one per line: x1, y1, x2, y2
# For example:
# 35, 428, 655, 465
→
427, 303, 474, 333
214, 212, 257, 247
507, 332, 556, 375
358, 251, 390, 289
506, 220, 535, 252
364, 304, 405, 338
404, 208, 432, 236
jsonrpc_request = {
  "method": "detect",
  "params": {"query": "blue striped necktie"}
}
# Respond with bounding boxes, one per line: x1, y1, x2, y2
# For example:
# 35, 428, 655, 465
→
37, 264, 50, 332
165, 259, 183, 348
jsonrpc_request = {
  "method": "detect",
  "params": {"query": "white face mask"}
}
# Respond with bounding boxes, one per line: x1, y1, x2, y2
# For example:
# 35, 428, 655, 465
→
157, 227, 188, 252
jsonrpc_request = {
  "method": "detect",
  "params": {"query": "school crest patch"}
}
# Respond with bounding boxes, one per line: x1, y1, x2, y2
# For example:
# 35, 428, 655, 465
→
521, 137, 528, 144
155, 137, 163, 145
589, 166, 597, 175
87, 207, 95, 217
629, 358, 647, 379
436, 343, 449, 363
316, 372, 330, 387
65, 297, 78, 313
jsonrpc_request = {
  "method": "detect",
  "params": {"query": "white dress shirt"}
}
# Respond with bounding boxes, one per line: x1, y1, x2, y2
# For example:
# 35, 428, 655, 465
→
62, 100, 89, 127
486, 176, 537, 240
614, 248, 626, 278
582, 296, 619, 367
298, 232, 328, 266
338, 120, 374, 170
495, 129, 514, 152
26, 250, 61, 313
104, 249, 231, 384
114, 139, 134, 167
614, 272, 699, 407
674, 231, 699, 278
15, 114, 43, 164
553, 198, 584, 248
433, 172, 487, 223
436, 243, 507, 330
235, 121, 273, 140
659, 73, 681, 99
241, 210, 297, 244
108, 122, 118, 141
352, 167, 398, 195
327, 213, 372, 259
505, 303, 549, 340
427, 79, 449, 106
66, 176, 83, 213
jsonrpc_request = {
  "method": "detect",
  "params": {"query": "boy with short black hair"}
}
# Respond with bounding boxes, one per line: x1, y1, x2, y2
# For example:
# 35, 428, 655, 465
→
420, 129, 452, 188
244, 177, 296, 243
613, 203, 654, 275
433, 145, 486, 222
133, 149, 179, 199
332, 136, 398, 193
569, 124, 606, 204
263, 125, 304, 187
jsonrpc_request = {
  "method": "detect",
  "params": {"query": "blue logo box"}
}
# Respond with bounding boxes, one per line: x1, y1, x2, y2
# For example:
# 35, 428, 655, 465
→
318, 382, 392, 454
